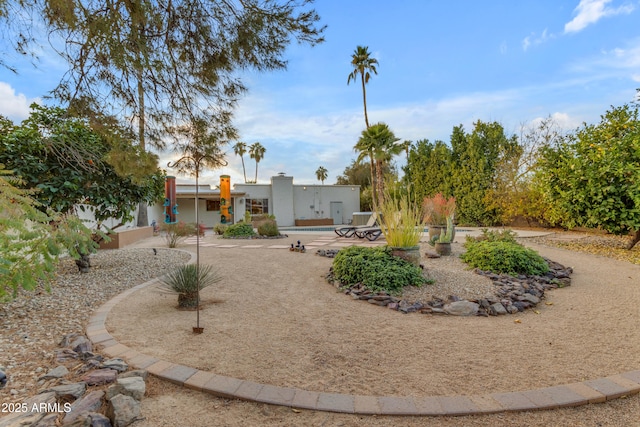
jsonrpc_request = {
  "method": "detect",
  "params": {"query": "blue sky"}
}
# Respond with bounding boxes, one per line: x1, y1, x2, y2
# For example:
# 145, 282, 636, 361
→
1, 0, 639, 186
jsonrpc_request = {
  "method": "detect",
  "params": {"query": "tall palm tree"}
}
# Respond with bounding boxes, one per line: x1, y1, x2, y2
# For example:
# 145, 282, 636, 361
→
249, 142, 266, 183
355, 123, 402, 206
347, 46, 378, 128
233, 141, 248, 183
315, 166, 328, 184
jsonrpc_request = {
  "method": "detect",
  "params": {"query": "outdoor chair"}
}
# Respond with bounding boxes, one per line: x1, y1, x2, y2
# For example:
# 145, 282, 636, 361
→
334, 212, 378, 238
354, 226, 383, 241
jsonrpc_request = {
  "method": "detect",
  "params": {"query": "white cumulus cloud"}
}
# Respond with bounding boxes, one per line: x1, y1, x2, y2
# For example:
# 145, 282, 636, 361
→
0, 82, 39, 122
564, 0, 634, 34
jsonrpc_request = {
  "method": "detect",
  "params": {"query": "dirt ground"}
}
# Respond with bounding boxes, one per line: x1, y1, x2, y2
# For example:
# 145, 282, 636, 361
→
105, 233, 640, 426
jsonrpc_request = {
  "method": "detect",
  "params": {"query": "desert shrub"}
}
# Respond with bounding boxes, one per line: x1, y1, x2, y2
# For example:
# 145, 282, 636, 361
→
160, 221, 196, 248
332, 246, 427, 294
258, 219, 279, 237
223, 222, 256, 237
159, 264, 222, 308
461, 240, 549, 276
466, 228, 518, 244
213, 224, 228, 235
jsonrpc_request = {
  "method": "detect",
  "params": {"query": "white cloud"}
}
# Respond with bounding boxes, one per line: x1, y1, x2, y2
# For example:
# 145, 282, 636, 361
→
522, 29, 554, 51
0, 82, 39, 122
564, 0, 634, 34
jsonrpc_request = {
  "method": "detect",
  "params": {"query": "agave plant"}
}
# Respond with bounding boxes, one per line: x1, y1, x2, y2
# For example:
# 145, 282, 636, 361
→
159, 264, 221, 308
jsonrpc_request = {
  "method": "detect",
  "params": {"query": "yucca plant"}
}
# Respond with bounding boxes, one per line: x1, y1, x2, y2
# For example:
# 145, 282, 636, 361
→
159, 264, 221, 308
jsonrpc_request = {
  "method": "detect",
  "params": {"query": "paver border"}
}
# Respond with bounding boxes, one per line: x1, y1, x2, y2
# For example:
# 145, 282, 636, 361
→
86, 245, 640, 416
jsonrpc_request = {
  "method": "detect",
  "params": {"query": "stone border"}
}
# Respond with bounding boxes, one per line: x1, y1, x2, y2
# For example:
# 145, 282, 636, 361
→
86, 250, 640, 416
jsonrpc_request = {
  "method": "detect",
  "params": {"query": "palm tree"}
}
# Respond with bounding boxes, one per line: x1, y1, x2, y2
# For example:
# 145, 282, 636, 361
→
355, 123, 402, 206
400, 140, 412, 162
249, 142, 266, 183
347, 46, 378, 128
233, 141, 248, 183
315, 166, 328, 184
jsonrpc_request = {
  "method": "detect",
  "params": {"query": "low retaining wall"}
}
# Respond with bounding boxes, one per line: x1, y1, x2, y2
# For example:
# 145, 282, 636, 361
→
99, 226, 153, 249
294, 218, 334, 226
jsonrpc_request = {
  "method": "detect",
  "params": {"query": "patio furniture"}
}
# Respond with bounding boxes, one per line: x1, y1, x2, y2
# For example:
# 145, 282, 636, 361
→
334, 213, 378, 238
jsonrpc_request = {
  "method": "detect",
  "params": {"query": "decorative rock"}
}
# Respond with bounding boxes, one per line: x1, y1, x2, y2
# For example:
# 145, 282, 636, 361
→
118, 370, 148, 381
43, 382, 87, 400
82, 369, 118, 386
60, 334, 93, 354
106, 377, 146, 401
33, 413, 60, 427
519, 293, 540, 305
101, 359, 129, 373
444, 301, 479, 316
0, 366, 6, 389
40, 365, 69, 380
63, 390, 105, 425
107, 394, 141, 427
490, 302, 508, 315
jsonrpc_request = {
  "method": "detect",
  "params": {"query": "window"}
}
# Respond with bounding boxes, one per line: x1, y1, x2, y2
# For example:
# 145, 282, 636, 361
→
246, 198, 269, 214
206, 200, 220, 211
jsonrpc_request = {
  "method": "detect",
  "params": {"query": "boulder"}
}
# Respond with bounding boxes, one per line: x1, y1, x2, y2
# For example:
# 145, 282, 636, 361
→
106, 377, 146, 401
107, 394, 141, 427
444, 301, 479, 316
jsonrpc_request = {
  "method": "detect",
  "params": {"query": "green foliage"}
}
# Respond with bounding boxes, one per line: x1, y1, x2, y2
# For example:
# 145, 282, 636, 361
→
257, 219, 279, 237
161, 221, 196, 248
461, 240, 549, 276
404, 139, 452, 201
332, 246, 426, 294
223, 222, 256, 237
159, 264, 222, 307
0, 166, 99, 301
450, 121, 519, 226
534, 103, 640, 248
355, 122, 402, 206
467, 228, 518, 244
213, 223, 228, 235
0, 105, 164, 230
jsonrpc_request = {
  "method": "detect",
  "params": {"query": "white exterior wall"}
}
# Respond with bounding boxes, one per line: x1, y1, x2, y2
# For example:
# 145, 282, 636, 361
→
293, 185, 360, 225
270, 175, 295, 226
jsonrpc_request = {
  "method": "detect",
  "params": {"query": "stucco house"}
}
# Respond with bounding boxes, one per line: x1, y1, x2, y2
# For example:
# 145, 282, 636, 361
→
148, 173, 360, 228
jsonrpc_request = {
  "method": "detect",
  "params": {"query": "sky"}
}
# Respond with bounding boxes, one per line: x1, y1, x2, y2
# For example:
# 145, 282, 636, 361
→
1, 0, 639, 187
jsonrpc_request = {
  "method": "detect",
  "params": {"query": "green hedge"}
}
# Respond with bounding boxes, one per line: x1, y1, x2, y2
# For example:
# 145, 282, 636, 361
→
222, 222, 256, 237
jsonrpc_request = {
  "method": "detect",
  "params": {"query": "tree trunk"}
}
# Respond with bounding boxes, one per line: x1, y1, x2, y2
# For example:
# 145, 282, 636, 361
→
361, 76, 369, 128
626, 229, 640, 250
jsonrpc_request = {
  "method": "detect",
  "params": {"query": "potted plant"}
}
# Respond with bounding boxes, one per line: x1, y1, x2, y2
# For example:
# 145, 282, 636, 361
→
422, 193, 456, 242
377, 188, 424, 267
159, 264, 221, 309
429, 216, 454, 256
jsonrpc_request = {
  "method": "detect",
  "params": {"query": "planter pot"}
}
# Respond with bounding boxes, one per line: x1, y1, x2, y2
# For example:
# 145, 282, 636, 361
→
390, 245, 421, 267
428, 224, 456, 242
434, 242, 452, 256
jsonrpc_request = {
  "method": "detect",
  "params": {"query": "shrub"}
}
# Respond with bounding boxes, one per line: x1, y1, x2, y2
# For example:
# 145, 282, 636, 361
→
332, 246, 427, 294
223, 222, 256, 237
466, 228, 518, 244
159, 264, 222, 308
213, 223, 228, 235
461, 240, 549, 276
160, 221, 196, 248
258, 219, 279, 237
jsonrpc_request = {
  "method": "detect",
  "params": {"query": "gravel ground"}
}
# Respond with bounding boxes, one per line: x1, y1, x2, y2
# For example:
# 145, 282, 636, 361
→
0, 248, 191, 400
